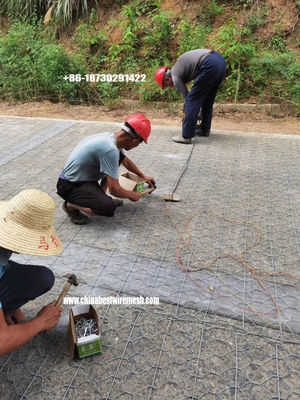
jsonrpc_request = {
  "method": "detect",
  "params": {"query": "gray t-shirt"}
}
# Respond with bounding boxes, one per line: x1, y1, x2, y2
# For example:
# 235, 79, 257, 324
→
63, 131, 124, 182
171, 49, 212, 99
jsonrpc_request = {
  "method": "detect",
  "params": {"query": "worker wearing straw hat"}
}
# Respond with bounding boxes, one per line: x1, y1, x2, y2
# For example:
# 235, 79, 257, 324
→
0, 189, 63, 355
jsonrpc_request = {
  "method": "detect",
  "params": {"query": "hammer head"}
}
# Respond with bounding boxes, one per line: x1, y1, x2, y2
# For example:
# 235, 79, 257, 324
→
63, 273, 79, 286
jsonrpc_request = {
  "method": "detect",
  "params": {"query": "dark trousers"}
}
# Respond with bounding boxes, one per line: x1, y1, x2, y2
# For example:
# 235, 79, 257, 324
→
57, 152, 125, 218
57, 179, 117, 217
0, 261, 54, 313
183, 52, 226, 138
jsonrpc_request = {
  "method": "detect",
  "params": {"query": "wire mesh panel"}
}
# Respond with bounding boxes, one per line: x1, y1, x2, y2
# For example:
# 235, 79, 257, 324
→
0, 117, 299, 399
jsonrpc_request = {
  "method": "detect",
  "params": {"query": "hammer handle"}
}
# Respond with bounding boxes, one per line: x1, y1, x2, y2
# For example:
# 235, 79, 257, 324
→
56, 282, 72, 307
141, 185, 156, 196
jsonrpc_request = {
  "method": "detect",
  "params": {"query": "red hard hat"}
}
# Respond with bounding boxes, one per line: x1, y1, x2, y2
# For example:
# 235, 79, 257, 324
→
155, 66, 168, 89
125, 114, 151, 143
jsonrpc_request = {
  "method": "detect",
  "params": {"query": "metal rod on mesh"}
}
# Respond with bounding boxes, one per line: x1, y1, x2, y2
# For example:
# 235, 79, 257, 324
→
163, 137, 198, 202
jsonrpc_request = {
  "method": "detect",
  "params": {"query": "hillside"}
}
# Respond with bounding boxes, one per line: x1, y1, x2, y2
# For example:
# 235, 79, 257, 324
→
0, 0, 299, 111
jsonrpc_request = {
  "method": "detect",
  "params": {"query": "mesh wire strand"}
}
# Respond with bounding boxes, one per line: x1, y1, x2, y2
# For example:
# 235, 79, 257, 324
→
0, 117, 299, 399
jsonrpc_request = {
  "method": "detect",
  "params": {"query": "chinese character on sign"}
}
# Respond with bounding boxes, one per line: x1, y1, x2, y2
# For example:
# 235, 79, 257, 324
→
38, 236, 49, 251
51, 234, 59, 248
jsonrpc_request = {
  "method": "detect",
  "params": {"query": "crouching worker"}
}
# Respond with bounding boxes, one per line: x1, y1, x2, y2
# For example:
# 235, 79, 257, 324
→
57, 114, 156, 225
0, 189, 63, 355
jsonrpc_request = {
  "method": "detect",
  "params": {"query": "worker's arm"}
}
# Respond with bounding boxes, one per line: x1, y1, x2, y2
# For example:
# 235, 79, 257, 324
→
106, 175, 141, 201
172, 75, 188, 99
122, 156, 156, 187
0, 302, 62, 355
100, 176, 108, 192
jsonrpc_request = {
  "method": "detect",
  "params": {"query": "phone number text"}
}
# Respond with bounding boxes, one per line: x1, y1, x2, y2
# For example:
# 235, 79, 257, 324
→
63, 74, 146, 83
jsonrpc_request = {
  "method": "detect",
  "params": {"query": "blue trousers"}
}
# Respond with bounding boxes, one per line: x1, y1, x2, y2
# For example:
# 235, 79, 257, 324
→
183, 52, 226, 138
0, 261, 55, 313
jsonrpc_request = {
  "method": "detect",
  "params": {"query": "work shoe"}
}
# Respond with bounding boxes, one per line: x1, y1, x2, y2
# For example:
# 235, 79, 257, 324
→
196, 127, 211, 137
62, 201, 89, 225
172, 136, 192, 144
201, 129, 211, 137
112, 198, 123, 208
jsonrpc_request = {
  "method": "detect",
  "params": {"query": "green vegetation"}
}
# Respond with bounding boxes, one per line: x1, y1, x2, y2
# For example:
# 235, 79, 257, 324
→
212, 19, 256, 102
0, 0, 100, 28
204, 0, 224, 20
144, 11, 173, 61
248, 52, 300, 105
73, 9, 107, 70
0, 0, 46, 19
178, 20, 210, 54
0, 21, 90, 102
0, 0, 298, 112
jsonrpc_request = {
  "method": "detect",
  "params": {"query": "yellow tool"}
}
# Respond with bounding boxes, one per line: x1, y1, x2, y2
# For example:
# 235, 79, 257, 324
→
141, 185, 157, 196
163, 193, 181, 202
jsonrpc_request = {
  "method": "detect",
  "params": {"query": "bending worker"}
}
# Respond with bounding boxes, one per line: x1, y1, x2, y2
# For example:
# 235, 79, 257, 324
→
57, 114, 156, 225
0, 189, 63, 355
155, 49, 226, 144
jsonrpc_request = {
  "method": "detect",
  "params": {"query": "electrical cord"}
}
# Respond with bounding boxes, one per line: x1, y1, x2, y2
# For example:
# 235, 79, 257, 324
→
163, 134, 300, 327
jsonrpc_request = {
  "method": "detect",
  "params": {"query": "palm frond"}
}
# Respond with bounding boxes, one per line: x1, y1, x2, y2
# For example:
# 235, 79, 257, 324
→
0, 0, 47, 17
53, 0, 99, 28
0, 0, 100, 29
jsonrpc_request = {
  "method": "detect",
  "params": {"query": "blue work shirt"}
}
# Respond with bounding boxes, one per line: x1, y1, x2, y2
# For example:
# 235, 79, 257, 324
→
62, 131, 124, 182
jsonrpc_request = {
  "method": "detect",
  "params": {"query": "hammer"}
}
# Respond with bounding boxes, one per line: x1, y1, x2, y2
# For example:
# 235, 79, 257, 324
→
141, 184, 157, 196
55, 273, 79, 306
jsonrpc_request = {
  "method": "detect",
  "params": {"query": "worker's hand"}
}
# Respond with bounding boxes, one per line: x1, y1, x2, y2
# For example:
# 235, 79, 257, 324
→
144, 176, 156, 187
129, 191, 142, 202
36, 302, 62, 331
4, 309, 24, 325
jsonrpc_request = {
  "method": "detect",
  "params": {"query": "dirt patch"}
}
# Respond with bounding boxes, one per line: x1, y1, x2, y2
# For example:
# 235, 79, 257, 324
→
0, 101, 299, 135
253, 0, 299, 38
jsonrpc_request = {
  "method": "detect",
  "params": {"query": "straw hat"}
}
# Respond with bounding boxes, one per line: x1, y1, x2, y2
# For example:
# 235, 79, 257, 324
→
0, 189, 63, 256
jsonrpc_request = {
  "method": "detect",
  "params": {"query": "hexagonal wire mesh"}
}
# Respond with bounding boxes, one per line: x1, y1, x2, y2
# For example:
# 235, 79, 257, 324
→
0, 117, 299, 399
